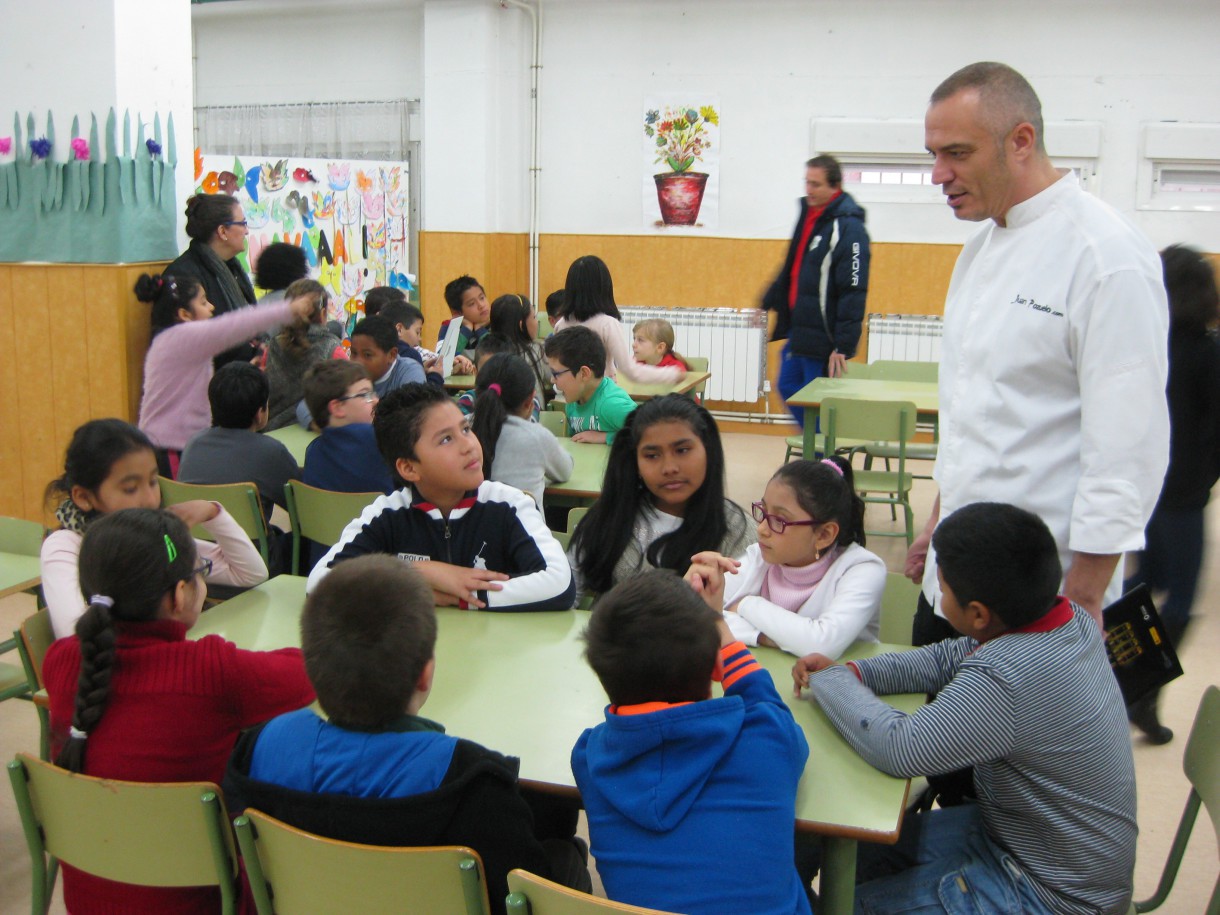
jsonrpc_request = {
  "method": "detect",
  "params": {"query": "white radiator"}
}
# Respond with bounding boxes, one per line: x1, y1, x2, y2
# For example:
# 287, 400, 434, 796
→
617, 307, 767, 403
866, 314, 944, 363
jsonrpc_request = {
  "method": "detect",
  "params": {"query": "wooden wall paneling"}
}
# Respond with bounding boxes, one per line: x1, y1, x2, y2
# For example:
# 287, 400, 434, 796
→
120, 265, 155, 422
81, 266, 128, 421
418, 232, 530, 344
0, 267, 25, 519
47, 267, 92, 458
10, 267, 56, 521
486, 234, 530, 301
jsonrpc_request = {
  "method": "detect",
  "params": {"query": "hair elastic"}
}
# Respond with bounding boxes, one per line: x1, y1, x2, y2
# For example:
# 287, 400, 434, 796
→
488, 383, 502, 397
821, 458, 844, 477
89, 594, 115, 609
69, 726, 88, 741
164, 534, 178, 563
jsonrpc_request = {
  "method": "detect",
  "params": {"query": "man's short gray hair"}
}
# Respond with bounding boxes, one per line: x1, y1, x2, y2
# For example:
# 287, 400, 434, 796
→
931, 62, 1046, 155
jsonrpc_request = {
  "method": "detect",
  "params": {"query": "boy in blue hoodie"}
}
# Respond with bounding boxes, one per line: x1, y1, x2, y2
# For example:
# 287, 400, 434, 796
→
572, 569, 811, 915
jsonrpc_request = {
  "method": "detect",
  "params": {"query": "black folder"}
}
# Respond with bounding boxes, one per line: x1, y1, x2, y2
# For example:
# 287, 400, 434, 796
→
1102, 584, 1184, 704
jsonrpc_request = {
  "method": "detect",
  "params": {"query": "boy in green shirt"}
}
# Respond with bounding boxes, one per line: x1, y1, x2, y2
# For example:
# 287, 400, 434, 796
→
544, 326, 636, 444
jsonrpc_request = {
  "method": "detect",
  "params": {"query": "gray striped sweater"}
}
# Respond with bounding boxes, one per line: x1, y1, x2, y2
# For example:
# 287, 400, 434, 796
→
807, 599, 1135, 915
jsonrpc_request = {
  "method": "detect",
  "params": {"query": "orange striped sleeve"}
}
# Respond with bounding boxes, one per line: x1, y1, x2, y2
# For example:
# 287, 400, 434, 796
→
720, 641, 762, 690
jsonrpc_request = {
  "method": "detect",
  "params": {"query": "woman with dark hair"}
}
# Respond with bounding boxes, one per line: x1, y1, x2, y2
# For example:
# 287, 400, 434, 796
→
1124, 244, 1220, 744
569, 395, 754, 599
554, 255, 685, 385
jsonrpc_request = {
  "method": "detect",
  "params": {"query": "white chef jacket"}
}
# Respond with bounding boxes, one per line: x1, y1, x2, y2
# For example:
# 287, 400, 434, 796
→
923, 173, 1169, 613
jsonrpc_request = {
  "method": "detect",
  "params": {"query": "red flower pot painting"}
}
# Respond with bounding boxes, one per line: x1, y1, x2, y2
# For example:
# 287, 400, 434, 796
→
654, 171, 709, 225
645, 104, 718, 228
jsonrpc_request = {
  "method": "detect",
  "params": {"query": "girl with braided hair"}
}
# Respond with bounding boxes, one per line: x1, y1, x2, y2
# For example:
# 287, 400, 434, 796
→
43, 508, 314, 914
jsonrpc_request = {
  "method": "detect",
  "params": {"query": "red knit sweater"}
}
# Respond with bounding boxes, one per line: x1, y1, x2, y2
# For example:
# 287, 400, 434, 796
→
44, 618, 315, 915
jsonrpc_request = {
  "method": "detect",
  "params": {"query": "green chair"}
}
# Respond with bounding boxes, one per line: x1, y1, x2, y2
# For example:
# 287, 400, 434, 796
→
683, 355, 709, 400
863, 360, 938, 479
878, 572, 921, 646
822, 397, 917, 545
1131, 685, 1220, 914
159, 477, 271, 565
567, 506, 589, 533
283, 481, 380, 575
538, 311, 554, 339
17, 608, 54, 759
7, 753, 240, 915
235, 808, 490, 915
0, 516, 46, 704
783, 362, 875, 463
506, 868, 678, 914
540, 410, 568, 437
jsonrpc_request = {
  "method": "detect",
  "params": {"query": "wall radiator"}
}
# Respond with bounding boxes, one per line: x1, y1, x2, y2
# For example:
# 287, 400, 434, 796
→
866, 314, 944, 363
617, 307, 767, 403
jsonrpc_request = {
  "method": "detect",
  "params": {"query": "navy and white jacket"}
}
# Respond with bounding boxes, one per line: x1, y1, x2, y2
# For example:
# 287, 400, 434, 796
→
307, 480, 575, 612
763, 191, 870, 362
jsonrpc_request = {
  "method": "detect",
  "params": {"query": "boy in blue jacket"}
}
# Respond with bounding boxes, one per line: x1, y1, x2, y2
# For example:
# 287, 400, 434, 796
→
308, 383, 574, 612
572, 569, 812, 915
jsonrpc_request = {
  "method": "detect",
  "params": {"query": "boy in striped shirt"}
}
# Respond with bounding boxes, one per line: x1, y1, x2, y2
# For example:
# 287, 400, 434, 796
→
796, 503, 1136, 915
572, 570, 812, 915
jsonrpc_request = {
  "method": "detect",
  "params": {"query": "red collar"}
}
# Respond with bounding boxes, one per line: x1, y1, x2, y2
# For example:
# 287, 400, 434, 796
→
979, 596, 1073, 644
610, 701, 694, 716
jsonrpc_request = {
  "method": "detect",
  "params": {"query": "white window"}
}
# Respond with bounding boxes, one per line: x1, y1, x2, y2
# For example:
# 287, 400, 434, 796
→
1139, 123, 1220, 212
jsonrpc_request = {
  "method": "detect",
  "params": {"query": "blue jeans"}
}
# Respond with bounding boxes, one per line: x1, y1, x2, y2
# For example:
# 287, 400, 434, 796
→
777, 342, 825, 429
853, 805, 1054, 915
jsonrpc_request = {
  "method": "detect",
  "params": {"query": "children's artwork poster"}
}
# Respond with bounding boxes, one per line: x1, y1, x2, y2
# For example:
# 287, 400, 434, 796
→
196, 153, 412, 335
642, 96, 720, 232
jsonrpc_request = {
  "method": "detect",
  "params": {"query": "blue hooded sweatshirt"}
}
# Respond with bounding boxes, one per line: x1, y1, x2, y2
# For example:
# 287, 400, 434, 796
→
571, 642, 812, 915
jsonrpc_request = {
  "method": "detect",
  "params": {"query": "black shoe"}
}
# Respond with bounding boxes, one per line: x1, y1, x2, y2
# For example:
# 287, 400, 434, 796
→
1128, 694, 1173, 745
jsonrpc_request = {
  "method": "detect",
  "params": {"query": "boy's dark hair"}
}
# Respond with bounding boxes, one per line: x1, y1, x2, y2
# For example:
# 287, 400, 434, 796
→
374, 383, 452, 482
351, 315, 399, 353
304, 361, 370, 428
208, 362, 269, 429
1162, 244, 1219, 335
544, 289, 565, 321
380, 301, 425, 331
543, 325, 606, 378
444, 275, 483, 313
364, 286, 408, 318
475, 332, 513, 363
302, 555, 437, 730
255, 242, 309, 292
583, 570, 721, 706
932, 502, 1062, 629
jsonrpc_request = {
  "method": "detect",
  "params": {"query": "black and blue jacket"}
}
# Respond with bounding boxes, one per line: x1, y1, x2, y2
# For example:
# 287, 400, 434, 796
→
763, 190, 870, 362
307, 480, 575, 612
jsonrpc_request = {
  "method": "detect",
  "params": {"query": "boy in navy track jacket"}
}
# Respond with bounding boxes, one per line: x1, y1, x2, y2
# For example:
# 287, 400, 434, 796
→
307, 383, 574, 612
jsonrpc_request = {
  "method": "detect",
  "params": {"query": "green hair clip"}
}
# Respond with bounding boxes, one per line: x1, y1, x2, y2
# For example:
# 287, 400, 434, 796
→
164, 534, 178, 564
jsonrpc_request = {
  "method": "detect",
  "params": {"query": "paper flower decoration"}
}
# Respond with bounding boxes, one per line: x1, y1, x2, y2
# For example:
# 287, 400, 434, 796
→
0, 137, 11, 155
146, 138, 162, 157
29, 137, 51, 160
71, 137, 90, 161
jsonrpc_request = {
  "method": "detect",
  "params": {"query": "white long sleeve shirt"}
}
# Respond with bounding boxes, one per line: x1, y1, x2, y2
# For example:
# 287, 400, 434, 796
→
924, 173, 1169, 611
723, 542, 885, 658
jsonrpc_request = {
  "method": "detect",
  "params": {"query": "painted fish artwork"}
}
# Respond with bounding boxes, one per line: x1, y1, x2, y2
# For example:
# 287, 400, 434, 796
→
262, 159, 288, 192
293, 167, 318, 183
217, 171, 238, 194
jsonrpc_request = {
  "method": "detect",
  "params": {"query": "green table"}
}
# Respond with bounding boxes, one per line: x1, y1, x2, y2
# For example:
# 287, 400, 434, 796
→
265, 425, 317, 466
618, 370, 710, 401
0, 550, 41, 600
443, 373, 476, 392
787, 377, 939, 463
544, 439, 610, 503
192, 575, 920, 914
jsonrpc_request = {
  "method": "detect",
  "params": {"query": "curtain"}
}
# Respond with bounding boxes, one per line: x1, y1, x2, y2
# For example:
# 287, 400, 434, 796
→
195, 100, 416, 160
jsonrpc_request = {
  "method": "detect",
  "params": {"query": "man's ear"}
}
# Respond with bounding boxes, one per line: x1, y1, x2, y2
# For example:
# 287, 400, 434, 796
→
1008, 121, 1037, 162
396, 456, 421, 483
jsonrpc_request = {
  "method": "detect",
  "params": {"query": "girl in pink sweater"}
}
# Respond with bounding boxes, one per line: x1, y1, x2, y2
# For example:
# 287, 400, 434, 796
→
135, 272, 313, 476
553, 255, 684, 386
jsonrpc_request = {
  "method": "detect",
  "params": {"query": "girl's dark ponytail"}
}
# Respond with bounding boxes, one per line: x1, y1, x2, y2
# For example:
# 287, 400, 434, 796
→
470, 354, 536, 473
55, 595, 118, 772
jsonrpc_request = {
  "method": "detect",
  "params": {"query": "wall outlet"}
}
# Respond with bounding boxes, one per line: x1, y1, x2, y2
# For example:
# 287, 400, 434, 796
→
762, 379, 771, 393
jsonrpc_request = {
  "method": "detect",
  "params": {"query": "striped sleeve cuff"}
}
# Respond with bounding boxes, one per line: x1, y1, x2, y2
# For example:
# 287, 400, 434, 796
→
720, 641, 762, 690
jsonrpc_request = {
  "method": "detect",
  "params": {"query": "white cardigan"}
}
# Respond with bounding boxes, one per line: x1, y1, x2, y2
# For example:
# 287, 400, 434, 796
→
722, 542, 886, 659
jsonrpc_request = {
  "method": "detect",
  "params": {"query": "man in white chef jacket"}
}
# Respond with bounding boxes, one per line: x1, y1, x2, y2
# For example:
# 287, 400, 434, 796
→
905, 61, 1169, 644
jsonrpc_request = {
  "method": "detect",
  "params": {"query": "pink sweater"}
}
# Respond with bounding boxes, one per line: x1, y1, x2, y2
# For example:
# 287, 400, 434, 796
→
138, 302, 294, 450
555, 313, 684, 385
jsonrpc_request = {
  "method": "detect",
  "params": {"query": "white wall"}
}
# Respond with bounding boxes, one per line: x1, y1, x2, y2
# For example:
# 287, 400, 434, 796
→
190, 0, 1220, 250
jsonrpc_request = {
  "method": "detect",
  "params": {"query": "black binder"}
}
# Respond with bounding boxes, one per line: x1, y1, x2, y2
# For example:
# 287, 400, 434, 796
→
1102, 584, 1184, 704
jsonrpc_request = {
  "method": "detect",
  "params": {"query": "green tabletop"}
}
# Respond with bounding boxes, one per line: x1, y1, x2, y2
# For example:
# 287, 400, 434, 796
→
618, 370, 710, 401
265, 425, 318, 466
544, 439, 610, 501
190, 575, 918, 838
0, 550, 41, 600
788, 377, 939, 464
443, 373, 476, 391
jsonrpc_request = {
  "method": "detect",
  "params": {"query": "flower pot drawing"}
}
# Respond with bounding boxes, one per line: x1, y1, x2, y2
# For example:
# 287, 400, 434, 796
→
654, 172, 708, 226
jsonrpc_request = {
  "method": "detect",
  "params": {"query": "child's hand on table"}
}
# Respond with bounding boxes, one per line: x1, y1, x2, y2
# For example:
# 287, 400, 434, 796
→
453, 355, 475, 375
684, 551, 739, 613
571, 431, 608, 444
166, 500, 220, 528
416, 561, 508, 609
791, 653, 838, 696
